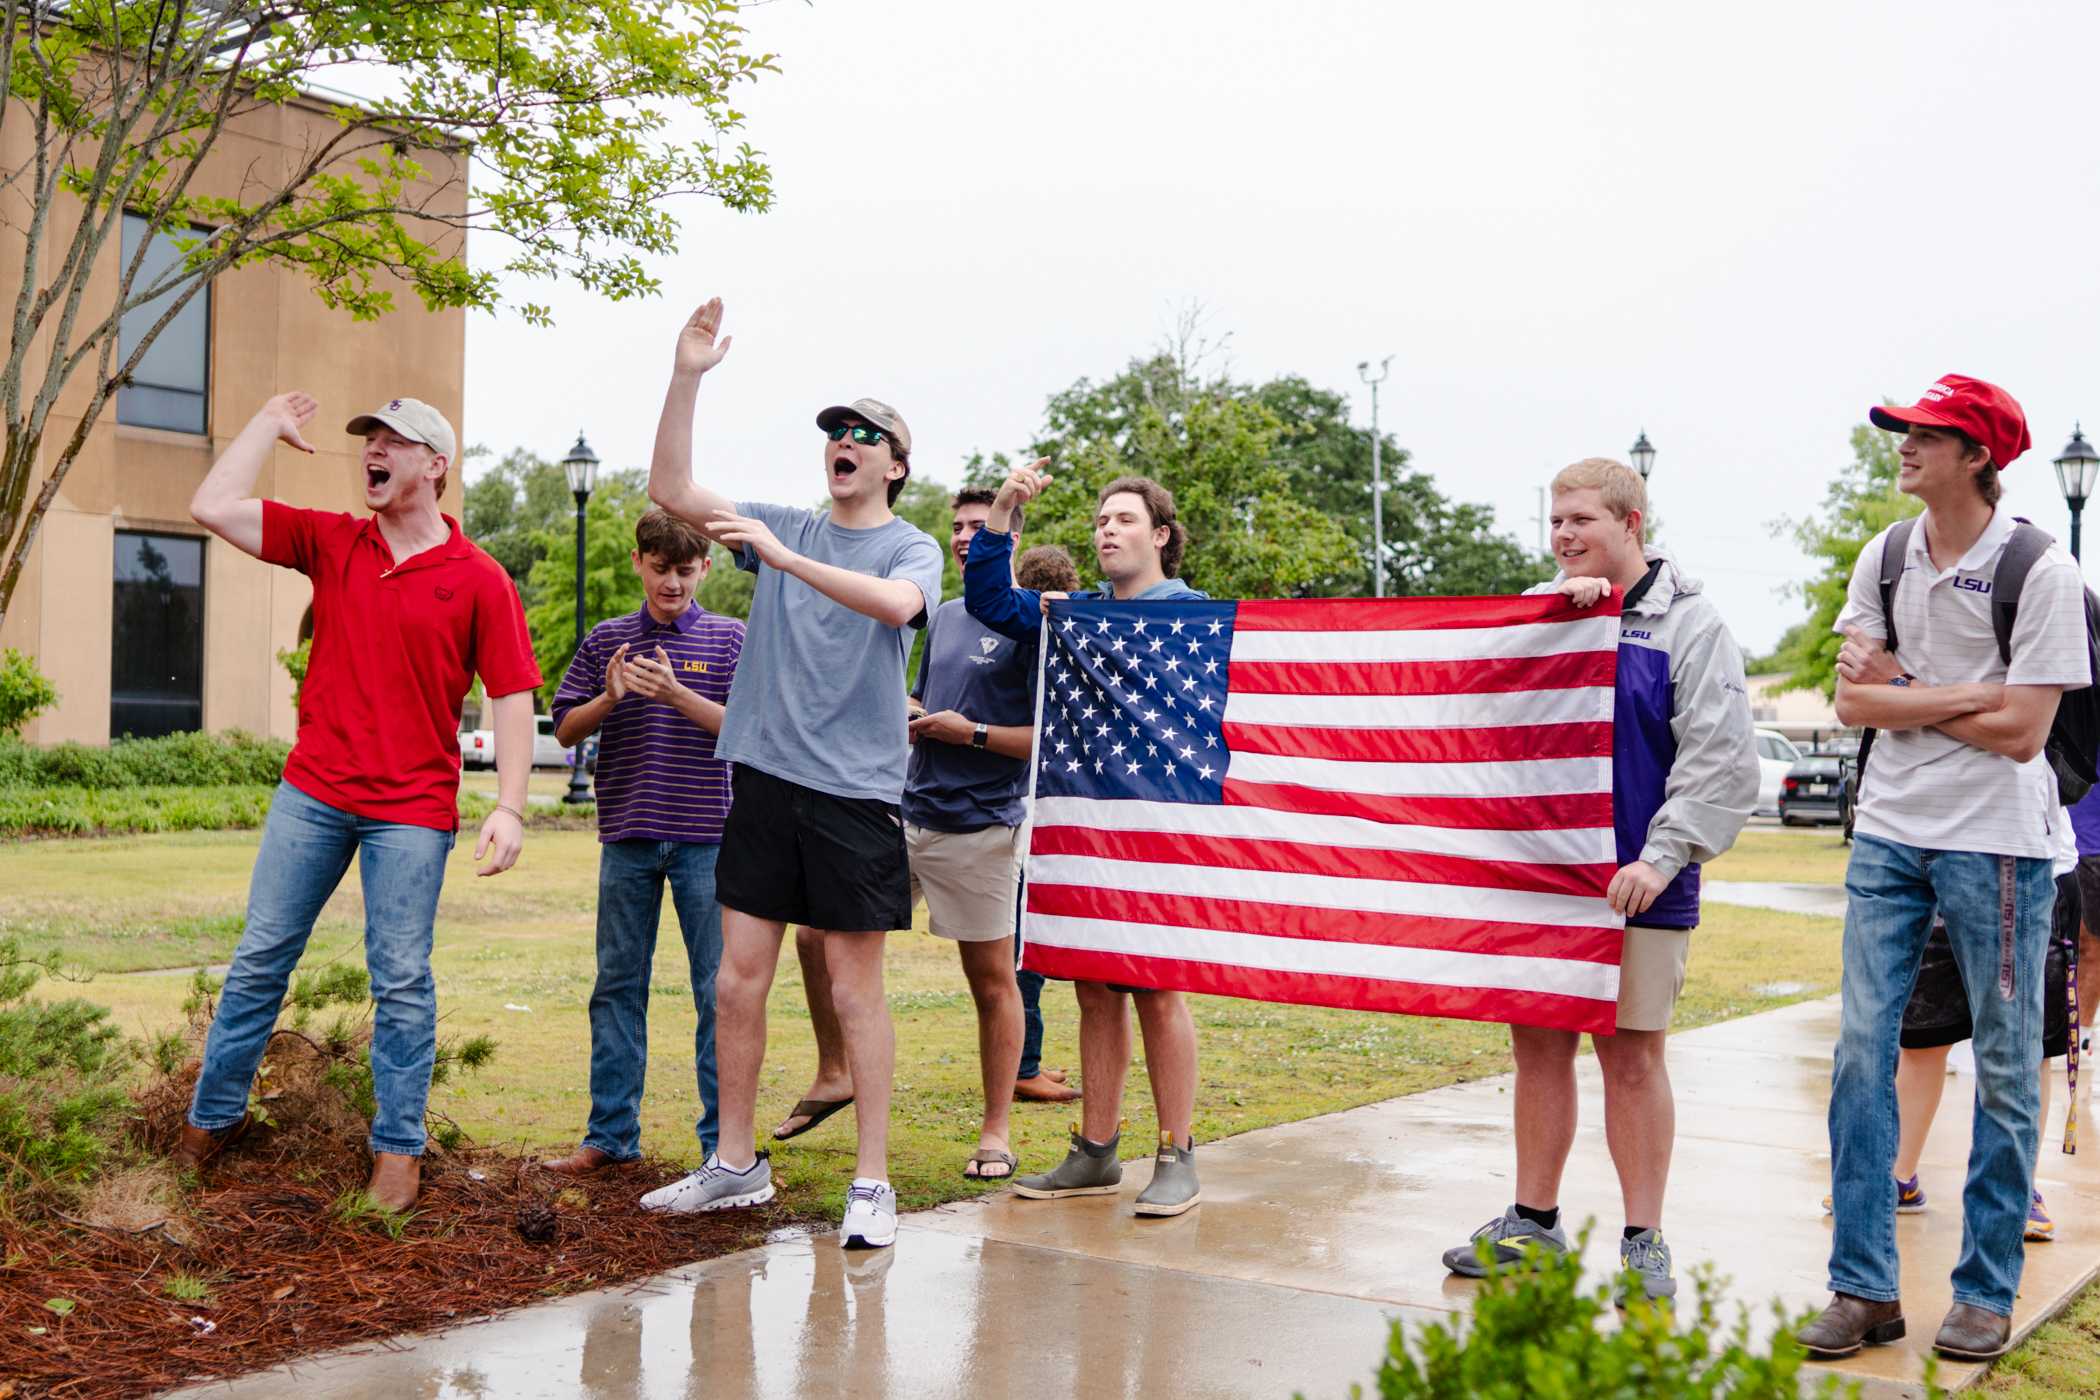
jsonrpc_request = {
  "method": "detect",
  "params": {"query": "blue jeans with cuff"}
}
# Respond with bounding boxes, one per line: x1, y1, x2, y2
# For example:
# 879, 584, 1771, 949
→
583, 839, 722, 1161
189, 782, 454, 1158
1827, 833, 2053, 1317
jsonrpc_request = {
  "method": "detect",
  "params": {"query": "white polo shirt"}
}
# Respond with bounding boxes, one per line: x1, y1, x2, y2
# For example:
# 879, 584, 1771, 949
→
1836, 508, 2090, 858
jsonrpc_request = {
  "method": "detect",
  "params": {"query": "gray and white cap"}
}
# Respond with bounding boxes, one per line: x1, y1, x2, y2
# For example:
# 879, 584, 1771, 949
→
346, 397, 456, 462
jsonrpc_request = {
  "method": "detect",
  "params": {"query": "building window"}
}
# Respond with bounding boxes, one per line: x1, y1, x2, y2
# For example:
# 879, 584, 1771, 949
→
116, 214, 210, 434
111, 531, 205, 738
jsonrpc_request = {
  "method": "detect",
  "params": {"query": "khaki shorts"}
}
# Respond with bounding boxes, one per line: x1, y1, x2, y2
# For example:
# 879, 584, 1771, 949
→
1615, 926, 1690, 1032
905, 823, 1021, 943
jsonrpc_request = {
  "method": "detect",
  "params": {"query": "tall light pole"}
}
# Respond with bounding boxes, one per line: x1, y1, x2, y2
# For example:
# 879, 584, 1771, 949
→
2054, 423, 2098, 562
1629, 429, 1656, 483
1358, 356, 1393, 597
561, 430, 600, 806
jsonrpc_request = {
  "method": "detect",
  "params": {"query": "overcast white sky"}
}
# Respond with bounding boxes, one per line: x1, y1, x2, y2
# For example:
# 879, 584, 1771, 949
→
461, 0, 2100, 655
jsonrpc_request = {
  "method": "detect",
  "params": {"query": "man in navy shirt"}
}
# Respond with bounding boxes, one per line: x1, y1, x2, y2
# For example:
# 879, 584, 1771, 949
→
544, 509, 744, 1184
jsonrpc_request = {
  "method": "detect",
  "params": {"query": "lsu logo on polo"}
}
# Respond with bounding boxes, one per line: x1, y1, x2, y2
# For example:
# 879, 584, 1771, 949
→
681, 660, 711, 673
1953, 575, 1993, 594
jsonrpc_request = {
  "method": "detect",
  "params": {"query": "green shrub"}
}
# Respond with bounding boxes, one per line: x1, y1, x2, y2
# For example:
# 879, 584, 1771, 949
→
0, 649, 58, 738
0, 730, 289, 791
277, 639, 312, 713
0, 938, 137, 1207
1312, 1224, 1936, 1400
0, 785, 275, 837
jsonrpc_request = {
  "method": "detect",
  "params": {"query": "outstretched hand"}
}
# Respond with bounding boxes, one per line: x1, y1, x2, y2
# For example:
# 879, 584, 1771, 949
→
995, 458, 1054, 515
257, 392, 318, 454
674, 298, 734, 376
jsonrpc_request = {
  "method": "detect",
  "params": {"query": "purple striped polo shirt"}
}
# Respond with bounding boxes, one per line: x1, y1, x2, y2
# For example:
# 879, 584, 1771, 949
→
551, 603, 744, 844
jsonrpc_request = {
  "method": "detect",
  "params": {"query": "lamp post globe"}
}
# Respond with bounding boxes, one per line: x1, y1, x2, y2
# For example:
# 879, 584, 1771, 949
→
1629, 430, 1656, 482
2053, 423, 2098, 563
561, 430, 600, 805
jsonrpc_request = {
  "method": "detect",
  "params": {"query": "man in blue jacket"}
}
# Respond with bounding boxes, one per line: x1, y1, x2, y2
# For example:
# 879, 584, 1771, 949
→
964, 463, 1208, 1217
1440, 457, 1759, 1303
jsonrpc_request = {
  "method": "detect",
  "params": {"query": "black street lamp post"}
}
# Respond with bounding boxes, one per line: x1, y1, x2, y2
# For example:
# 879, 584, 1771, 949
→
2053, 424, 2098, 563
1629, 430, 1656, 482
561, 430, 600, 806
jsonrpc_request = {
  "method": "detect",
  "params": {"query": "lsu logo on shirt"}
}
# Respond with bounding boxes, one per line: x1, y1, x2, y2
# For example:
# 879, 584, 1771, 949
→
682, 660, 710, 674
1953, 575, 1993, 594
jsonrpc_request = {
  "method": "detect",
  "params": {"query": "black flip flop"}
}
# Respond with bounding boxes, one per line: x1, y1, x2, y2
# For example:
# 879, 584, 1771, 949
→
772, 1096, 853, 1141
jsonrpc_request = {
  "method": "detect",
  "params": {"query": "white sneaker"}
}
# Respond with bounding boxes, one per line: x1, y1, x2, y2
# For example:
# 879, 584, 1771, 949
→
840, 1178, 897, 1249
639, 1152, 775, 1214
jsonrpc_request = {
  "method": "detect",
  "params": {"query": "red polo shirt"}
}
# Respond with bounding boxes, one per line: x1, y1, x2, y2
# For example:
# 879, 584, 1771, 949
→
264, 503, 540, 831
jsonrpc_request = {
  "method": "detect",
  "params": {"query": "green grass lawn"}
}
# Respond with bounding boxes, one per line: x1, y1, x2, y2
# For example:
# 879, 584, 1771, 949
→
1705, 823, 1853, 886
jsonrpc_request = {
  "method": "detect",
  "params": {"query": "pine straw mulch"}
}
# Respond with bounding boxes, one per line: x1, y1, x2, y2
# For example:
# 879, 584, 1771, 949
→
0, 1039, 819, 1399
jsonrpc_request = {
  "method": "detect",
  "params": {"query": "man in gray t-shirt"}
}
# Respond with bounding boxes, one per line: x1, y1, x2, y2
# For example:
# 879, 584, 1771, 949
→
641, 297, 943, 1252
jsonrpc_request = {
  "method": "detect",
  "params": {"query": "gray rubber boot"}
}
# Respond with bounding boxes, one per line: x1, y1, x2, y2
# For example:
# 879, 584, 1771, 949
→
1012, 1128, 1122, 1199
1133, 1133, 1201, 1217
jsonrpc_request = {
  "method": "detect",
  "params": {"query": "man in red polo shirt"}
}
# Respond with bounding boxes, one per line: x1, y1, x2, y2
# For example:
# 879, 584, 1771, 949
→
177, 391, 540, 1211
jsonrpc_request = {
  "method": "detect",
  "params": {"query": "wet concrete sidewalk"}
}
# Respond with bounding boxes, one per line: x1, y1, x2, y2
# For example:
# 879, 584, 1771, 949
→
171, 996, 2099, 1399
1705, 879, 1851, 919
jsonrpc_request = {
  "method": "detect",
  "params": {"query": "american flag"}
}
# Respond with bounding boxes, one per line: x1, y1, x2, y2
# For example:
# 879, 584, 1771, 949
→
1020, 593, 1628, 1034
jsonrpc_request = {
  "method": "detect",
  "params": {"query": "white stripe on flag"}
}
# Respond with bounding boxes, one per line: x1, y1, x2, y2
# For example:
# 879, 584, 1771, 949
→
1028, 854, 1622, 929
1228, 614, 1620, 663
1223, 684, 1613, 729
1027, 912, 1623, 1001
1225, 750, 1610, 798
1032, 795, 1615, 865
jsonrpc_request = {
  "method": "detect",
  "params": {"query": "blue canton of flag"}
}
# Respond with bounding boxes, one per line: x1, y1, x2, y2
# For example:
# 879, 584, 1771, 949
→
1032, 598, 1239, 805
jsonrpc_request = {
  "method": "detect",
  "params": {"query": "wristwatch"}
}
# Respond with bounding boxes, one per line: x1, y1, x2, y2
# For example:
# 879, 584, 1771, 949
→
1889, 675, 1914, 688
971, 722, 989, 749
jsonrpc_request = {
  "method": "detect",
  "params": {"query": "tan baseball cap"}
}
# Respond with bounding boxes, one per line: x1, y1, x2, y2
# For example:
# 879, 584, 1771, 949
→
815, 398, 912, 459
346, 397, 457, 462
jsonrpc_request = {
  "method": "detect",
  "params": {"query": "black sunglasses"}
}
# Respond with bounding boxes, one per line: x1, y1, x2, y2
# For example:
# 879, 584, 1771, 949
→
826, 424, 889, 448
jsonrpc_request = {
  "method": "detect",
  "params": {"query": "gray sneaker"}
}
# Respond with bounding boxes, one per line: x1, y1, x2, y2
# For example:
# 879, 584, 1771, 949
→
1616, 1227, 1677, 1303
1134, 1134, 1201, 1217
639, 1151, 775, 1214
1012, 1129, 1122, 1199
1440, 1206, 1570, 1277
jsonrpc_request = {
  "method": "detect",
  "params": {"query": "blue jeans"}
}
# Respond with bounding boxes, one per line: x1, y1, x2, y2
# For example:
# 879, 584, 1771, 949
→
1828, 833, 2054, 1316
1018, 966, 1047, 1080
190, 782, 454, 1157
584, 840, 722, 1160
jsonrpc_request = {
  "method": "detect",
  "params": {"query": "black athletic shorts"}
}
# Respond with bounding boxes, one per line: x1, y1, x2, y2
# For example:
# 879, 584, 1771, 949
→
716, 764, 913, 933
2077, 855, 2100, 937
1900, 870, 2076, 1057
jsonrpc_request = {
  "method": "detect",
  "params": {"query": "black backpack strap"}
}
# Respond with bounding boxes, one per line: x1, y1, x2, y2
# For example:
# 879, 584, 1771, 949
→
1620, 558, 1665, 613
1991, 521, 2055, 666
1877, 517, 1915, 655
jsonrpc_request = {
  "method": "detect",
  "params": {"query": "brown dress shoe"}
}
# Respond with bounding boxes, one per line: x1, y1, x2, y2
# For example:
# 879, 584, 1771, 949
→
171, 1112, 252, 1172
1015, 1073, 1082, 1103
1933, 1302, 2012, 1361
541, 1145, 624, 1176
368, 1152, 421, 1212
1797, 1292, 1905, 1359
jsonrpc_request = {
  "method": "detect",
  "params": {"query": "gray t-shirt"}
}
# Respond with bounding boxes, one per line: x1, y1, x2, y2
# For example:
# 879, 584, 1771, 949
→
716, 501, 945, 803
903, 597, 1036, 832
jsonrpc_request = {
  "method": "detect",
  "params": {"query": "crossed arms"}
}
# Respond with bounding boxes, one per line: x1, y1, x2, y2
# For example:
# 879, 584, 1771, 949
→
1833, 628, 2060, 763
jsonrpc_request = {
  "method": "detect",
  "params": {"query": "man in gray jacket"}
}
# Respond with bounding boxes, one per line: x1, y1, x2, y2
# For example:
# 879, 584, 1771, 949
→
1441, 457, 1759, 1303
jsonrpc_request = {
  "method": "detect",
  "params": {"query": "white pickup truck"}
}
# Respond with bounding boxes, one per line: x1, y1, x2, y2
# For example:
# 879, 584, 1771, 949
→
457, 715, 571, 770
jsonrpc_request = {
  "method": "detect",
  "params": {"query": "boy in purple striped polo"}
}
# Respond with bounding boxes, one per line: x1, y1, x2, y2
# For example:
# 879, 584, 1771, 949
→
543, 508, 745, 1178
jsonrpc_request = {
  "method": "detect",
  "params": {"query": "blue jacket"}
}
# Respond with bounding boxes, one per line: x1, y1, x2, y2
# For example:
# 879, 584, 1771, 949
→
963, 528, 1207, 643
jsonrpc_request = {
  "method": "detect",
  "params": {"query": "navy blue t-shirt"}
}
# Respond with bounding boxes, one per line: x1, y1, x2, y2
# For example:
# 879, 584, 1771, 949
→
902, 597, 1036, 832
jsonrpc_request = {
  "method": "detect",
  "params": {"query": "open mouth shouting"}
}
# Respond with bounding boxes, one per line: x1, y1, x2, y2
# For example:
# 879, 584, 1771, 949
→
365, 464, 393, 493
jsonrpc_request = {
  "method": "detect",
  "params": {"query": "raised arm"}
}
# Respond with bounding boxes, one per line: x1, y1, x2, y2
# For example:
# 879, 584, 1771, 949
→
190, 393, 317, 558
707, 510, 930, 629
647, 299, 742, 533
962, 461, 1055, 641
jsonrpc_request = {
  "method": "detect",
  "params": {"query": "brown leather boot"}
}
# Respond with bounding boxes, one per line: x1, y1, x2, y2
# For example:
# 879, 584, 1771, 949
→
1932, 1302, 2012, 1360
171, 1112, 252, 1172
541, 1145, 624, 1176
368, 1152, 421, 1212
1797, 1292, 1905, 1359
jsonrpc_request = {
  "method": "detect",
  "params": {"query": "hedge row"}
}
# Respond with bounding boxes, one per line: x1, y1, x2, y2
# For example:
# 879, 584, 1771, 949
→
0, 731, 290, 790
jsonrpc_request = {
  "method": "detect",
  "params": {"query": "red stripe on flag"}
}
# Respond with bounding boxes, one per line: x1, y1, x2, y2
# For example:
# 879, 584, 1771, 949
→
1019, 943, 1618, 1035
1025, 882, 1624, 961
1228, 650, 1615, 697
1028, 823, 1614, 897
1234, 595, 1622, 633
1223, 778, 1612, 831
1224, 720, 1613, 763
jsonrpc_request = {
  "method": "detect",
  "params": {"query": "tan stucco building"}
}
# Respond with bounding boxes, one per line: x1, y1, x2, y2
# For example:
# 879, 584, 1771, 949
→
0, 93, 465, 746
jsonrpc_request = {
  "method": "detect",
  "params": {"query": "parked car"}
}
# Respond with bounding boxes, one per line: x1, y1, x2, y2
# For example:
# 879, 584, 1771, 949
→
532, 713, 571, 769
1753, 727, 1802, 817
1778, 754, 1852, 827
457, 727, 494, 771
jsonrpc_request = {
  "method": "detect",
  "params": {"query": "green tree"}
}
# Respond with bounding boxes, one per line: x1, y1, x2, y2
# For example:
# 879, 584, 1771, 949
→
0, 647, 58, 737
998, 337, 1543, 599
1767, 417, 1920, 696
523, 470, 652, 707
462, 447, 580, 598
1, 0, 780, 634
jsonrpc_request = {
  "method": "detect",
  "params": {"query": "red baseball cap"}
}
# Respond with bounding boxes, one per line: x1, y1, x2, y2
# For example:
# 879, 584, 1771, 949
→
1869, 374, 2031, 469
